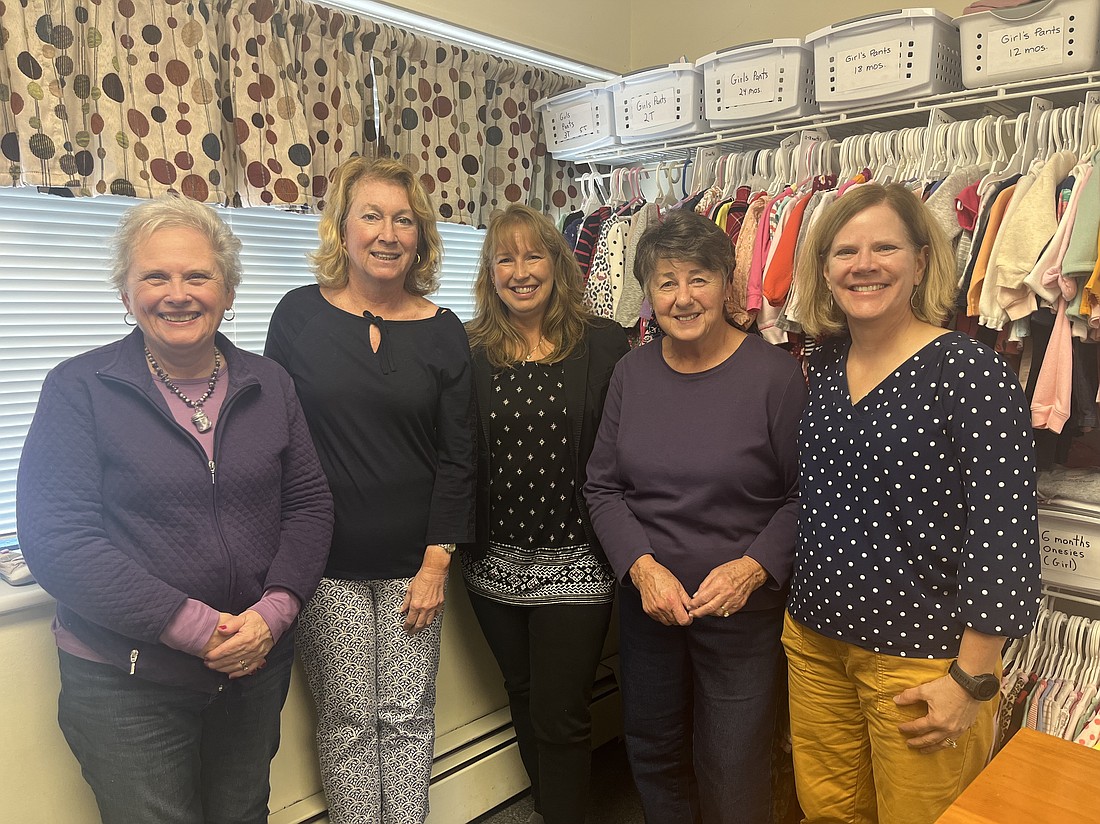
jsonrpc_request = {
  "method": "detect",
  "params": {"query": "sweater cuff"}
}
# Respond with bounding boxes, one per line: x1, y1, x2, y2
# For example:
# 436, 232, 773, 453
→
248, 588, 301, 646
159, 599, 221, 656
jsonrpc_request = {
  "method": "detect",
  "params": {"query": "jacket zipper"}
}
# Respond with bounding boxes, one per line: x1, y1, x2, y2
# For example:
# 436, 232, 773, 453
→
129, 649, 139, 675
99, 369, 257, 610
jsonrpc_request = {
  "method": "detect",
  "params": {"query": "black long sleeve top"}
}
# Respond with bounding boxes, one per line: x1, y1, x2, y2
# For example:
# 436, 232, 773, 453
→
266, 284, 476, 580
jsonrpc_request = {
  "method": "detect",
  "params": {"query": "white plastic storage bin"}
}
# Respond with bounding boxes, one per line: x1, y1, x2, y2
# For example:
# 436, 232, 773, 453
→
535, 81, 617, 159
956, 0, 1100, 89
696, 39, 818, 128
805, 8, 963, 112
608, 63, 707, 144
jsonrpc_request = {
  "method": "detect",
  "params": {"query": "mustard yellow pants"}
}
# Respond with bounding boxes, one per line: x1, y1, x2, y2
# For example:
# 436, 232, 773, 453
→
782, 613, 996, 824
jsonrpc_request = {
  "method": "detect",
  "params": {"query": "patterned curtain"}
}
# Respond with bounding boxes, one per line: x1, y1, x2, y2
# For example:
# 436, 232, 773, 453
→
0, 0, 232, 199
375, 27, 581, 226
0, 0, 581, 220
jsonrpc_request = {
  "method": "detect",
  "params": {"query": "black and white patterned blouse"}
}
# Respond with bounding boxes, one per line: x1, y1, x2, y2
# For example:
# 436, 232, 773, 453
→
789, 332, 1041, 658
462, 362, 614, 605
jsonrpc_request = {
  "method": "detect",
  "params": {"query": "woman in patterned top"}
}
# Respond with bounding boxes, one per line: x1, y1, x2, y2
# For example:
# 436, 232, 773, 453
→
462, 204, 628, 824
786, 183, 1041, 823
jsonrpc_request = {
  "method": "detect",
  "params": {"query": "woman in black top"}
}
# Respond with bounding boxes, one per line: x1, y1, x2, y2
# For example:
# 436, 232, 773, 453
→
462, 204, 629, 824
265, 157, 475, 824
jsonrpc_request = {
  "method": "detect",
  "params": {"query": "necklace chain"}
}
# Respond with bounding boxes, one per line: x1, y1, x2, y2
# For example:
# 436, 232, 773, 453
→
524, 336, 546, 362
145, 346, 222, 433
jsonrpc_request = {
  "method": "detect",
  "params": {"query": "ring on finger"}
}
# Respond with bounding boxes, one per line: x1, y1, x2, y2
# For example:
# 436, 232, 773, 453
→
239, 660, 248, 671
721, 608, 730, 618
943, 737, 957, 749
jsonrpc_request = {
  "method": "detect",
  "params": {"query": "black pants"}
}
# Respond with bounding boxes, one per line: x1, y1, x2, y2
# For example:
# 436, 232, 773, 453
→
467, 591, 614, 824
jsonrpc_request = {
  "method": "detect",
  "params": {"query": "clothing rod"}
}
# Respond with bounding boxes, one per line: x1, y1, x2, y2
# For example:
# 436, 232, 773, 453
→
1042, 584, 1100, 607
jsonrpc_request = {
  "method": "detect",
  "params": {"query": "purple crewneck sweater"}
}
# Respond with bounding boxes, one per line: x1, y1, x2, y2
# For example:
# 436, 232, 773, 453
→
584, 335, 806, 607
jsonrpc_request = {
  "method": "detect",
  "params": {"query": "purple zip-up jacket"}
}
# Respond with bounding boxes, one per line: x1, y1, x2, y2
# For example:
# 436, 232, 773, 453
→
17, 329, 333, 692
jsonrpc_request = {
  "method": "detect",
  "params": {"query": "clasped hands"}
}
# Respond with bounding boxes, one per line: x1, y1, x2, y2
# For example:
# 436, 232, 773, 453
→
202, 610, 274, 679
628, 554, 768, 626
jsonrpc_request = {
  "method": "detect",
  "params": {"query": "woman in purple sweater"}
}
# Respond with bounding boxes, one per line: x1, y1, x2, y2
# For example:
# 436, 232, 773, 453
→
585, 209, 806, 824
17, 195, 333, 824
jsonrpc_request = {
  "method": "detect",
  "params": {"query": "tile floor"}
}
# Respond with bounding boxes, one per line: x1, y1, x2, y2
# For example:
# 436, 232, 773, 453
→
472, 739, 642, 824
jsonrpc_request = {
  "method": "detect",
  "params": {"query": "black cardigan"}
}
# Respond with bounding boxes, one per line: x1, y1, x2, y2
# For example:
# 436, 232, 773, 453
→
462, 317, 629, 558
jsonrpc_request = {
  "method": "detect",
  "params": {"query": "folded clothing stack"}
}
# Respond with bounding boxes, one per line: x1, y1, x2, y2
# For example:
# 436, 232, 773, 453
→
0, 548, 34, 586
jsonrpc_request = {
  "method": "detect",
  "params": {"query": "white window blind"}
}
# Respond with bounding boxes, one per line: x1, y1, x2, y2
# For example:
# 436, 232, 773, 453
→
0, 188, 483, 539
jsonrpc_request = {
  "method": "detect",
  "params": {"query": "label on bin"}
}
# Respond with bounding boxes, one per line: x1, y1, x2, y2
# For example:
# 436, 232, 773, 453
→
727, 59, 778, 106
554, 101, 597, 142
986, 15, 1065, 76
1040, 520, 1100, 592
835, 40, 902, 93
625, 87, 678, 129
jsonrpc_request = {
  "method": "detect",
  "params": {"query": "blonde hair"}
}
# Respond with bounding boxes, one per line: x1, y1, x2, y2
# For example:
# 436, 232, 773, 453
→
466, 204, 592, 369
311, 156, 442, 296
111, 195, 241, 293
794, 183, 957, 338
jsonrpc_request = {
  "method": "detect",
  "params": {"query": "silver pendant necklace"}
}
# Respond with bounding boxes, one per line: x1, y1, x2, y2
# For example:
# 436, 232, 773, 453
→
145, 346, 222, 433
525, 336, 546, 361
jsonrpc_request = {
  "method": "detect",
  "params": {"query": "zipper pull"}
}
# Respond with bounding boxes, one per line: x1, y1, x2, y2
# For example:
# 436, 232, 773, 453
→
129, 649, 139, 675
208, 460, 216, 484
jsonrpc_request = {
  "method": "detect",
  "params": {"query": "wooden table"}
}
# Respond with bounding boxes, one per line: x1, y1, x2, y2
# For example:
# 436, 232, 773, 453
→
937, 727, 1100, 823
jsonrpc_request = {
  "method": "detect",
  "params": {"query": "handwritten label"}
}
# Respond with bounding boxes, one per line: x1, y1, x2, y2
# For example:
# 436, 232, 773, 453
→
1040, 522, 1100, 591
625, 86, 678, 130
986, 15, 1065, 75
727, 59, 778, 106
834, 40, 902, 93
554, 101, 597, 143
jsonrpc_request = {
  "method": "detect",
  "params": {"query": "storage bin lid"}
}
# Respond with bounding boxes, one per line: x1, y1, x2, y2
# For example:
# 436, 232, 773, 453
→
695, 38, 807, 68
952, 0, 1061, 24
804, 7, 955, 44
535, 79, 614, 112
608, 62, 699, 89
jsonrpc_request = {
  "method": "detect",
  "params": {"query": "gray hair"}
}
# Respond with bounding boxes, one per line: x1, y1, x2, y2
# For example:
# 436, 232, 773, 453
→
110, 195, 243, 293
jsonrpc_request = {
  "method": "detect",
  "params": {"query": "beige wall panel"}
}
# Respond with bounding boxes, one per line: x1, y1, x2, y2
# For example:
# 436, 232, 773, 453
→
382, 0, 633, 73
628, 0, 971, 69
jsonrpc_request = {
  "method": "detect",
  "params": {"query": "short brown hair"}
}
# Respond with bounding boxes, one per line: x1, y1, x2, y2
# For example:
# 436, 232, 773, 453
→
311, 156, 442, 296
633, 208, 734, 295
795, 183, 957, 338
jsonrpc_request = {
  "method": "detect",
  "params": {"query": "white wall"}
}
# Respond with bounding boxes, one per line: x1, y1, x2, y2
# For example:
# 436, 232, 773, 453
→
380, 0, 634, 73
628, 0, 972, 68
387, 0, 977, 73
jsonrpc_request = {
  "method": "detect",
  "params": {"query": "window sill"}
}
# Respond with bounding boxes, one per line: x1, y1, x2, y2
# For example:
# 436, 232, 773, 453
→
0, 581, 52, 618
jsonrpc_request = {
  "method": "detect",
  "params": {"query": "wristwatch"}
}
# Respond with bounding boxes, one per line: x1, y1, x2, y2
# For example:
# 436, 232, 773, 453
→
948, 660, 999, 701
437, 543, 457, 555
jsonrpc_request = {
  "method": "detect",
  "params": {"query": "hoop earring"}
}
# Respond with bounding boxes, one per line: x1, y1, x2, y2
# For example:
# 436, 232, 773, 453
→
224, 308, 236, 321
124, 312, 137, 327
415, 253, 422, 265
910, 288, 918, 309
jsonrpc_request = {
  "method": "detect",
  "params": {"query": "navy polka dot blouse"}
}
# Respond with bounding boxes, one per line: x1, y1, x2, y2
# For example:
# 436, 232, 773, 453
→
789, 332, 1041, 658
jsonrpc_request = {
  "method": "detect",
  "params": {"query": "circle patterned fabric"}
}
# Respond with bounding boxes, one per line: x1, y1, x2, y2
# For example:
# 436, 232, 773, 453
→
0, 0, 582, 222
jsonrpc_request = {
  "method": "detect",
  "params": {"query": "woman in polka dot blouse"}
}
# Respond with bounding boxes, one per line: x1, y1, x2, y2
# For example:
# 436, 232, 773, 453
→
784, 183, 1041, 823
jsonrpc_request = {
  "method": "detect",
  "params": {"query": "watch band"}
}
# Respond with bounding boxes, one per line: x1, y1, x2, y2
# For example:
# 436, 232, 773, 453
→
948, 660, 999, 701
437, 543, 457, 555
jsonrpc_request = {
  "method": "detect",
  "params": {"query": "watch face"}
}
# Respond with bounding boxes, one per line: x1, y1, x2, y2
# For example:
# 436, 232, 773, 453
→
975, 674, 1000, 701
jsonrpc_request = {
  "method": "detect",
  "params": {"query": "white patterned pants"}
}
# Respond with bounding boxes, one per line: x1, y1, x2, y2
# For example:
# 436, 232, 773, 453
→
298, 576, 444, 824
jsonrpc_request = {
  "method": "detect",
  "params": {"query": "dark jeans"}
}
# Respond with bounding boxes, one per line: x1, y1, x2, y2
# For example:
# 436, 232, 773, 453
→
618, 586, 783, 824
57, 648, 293, 824
468, 591, 613, 824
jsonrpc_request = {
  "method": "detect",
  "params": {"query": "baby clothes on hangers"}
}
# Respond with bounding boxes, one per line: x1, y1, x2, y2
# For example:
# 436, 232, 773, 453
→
966, 184, 1018, 318
616, 202, 658, 329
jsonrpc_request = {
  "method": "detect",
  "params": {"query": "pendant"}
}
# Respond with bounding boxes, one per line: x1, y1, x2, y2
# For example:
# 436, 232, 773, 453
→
191, 408, 212, 433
